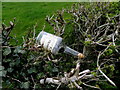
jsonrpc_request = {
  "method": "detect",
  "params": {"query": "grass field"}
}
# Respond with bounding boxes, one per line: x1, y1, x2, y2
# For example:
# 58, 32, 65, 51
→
2, 2, 74, 45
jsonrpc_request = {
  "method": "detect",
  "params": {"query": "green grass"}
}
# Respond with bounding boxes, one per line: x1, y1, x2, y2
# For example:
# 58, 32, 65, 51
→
2, 2, 74, 45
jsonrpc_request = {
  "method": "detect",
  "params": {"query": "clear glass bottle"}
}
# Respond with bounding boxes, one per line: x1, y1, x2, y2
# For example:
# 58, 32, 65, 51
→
36, 31, 84, 58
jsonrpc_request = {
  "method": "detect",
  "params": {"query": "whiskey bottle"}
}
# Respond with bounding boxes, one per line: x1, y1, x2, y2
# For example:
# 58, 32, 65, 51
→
36, 31, 84, 58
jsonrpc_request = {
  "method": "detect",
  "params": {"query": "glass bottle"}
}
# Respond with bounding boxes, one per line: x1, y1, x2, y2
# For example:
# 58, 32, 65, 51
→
36, 31, 84, 58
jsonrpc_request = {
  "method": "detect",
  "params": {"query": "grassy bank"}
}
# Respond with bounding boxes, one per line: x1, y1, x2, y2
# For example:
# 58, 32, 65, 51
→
2, 2, 74, 45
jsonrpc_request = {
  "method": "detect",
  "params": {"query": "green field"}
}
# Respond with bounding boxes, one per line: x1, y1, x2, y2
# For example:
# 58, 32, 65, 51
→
2, 2, 74, 45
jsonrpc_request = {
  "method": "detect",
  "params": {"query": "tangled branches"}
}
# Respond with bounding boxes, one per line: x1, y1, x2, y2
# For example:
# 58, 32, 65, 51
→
40, 61, 97, 90
2, 2, 120, 89
42, 2, 120, 89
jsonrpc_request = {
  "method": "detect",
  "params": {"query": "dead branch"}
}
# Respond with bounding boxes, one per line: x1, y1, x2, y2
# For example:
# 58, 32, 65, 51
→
40, 61, 93, 89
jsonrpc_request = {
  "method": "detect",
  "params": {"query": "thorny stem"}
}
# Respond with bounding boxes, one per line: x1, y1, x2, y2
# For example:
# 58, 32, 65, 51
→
82, 82, 101, 90
97, 43, 116, 87
56, 83, 61, 90
6, 75, 21, 83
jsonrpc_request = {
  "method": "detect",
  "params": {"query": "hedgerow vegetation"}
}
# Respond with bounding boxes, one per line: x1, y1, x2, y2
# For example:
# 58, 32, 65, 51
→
2, 2, 120, 89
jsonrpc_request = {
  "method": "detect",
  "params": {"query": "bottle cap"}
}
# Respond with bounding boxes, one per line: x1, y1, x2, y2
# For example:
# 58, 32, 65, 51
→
78, 53, 85, 59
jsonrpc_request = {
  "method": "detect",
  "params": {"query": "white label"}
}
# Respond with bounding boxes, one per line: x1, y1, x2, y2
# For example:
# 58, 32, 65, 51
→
40, 34, 58, 52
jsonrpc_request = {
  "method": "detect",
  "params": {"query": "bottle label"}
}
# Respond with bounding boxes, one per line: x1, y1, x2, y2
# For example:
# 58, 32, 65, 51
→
40, 34, 58, 53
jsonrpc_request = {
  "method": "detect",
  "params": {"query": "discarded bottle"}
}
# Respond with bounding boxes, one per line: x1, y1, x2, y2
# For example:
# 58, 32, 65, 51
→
36, 31, 84, 58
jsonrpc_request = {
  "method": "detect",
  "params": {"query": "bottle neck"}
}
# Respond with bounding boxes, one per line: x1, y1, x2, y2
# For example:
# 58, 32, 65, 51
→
58, 44, 84, 58
64, 46, 79, 56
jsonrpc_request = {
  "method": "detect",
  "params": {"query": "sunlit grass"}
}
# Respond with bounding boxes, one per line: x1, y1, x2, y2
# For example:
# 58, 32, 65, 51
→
2, 2, 74, 45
